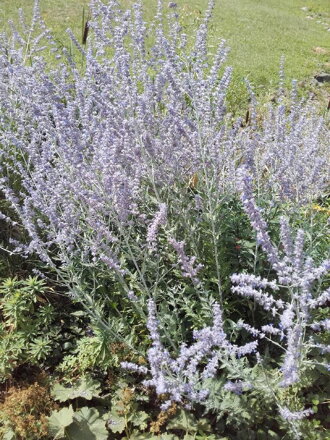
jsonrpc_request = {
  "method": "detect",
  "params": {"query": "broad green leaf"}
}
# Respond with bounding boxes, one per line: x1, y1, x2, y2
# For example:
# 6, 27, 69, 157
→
129, 410, 149, 429
66, 407, 108, 440
47, 405, 74, 439
106, 412, 126, 434
167, 409, 198, 432
51, 377, 101, 402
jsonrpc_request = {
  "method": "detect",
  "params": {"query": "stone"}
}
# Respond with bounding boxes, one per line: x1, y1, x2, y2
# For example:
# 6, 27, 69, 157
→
314, 73, 330, 82
314, 73, 330, 83
313, 47, 328, 54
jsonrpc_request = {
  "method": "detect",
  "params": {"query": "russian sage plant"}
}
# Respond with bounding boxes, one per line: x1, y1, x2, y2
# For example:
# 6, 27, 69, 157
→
0, 1, 329, 438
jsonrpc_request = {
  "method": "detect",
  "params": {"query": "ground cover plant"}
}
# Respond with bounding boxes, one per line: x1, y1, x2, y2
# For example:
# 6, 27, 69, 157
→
0, 0, 329, 439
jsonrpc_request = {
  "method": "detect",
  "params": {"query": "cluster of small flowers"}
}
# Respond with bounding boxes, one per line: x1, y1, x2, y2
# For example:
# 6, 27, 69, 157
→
223, 380, 252, 395
169, 238, 203, 285
146, 203, 167, 251
310, 319, 330, 331
122, 301, 258, 409
279, 406, 314, 421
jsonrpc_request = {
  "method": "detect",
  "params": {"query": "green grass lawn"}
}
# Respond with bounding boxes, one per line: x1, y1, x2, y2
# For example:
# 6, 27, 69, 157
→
0, 0, 329, 109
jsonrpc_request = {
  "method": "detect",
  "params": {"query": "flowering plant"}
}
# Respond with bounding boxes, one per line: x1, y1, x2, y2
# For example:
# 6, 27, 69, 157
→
0, 1, 328, 438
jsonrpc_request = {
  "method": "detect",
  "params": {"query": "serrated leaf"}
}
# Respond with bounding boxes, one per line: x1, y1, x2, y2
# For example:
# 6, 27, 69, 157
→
129, 410, 149, 429
51, 377, 101, 402
48, 405, 74, 439
167, 409, 197, 432
107, 412, 126, 434
66, 407, 108, 440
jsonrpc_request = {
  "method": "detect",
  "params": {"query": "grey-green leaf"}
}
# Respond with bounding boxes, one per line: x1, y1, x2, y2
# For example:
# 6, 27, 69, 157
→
51, 377, 101, 402
106, 412, 126, 434
129, 410, 149, 429
47, 405, 74, 439
66, 407, 108, 440
167, 409, 197, 432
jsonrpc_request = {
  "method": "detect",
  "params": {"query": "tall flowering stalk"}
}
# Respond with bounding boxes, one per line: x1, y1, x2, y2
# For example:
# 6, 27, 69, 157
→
168, 238, 203, 285
147, 204, 167, 251
123, 301, 258, 410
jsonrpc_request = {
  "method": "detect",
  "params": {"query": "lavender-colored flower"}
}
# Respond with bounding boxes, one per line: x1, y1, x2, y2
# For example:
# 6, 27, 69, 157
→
293, 229, 305, 274
280, 324, 302, 387
124, 301, 259, 406
236, 320, 263, 338
146, 299, 162, 345
279, 306, 295, 330
310, 319, 330, 331
169, 238, 203, 285
201, 352, 219, 378
279, 406, 314, 421
309, 287, 330, 308
127, 290, 139, 302
230, 273, 279, 291
231, 273, 283, 311
223, 380, 252, 394
237, 168, 280, 269
146, 203, 167, 251
121, 362, 148, 375
0, 0, 329, 417
261, 324, 281, 336
234, 341, 259, 357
